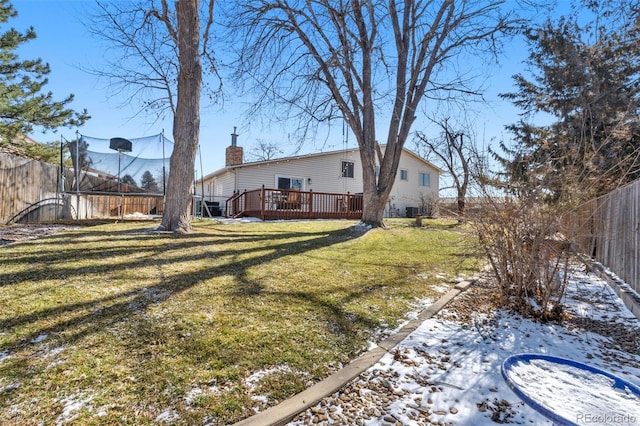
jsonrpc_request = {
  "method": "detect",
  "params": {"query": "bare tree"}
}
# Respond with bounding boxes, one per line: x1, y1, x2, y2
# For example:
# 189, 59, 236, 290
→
246, 138, 284, 162
233, 0, 517, 227
89, 0, 219, 233
415, 118, 477, 217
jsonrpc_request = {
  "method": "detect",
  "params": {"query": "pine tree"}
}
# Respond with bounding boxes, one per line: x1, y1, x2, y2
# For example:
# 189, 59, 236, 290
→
498, 7, 640, 200
121, 174, 137, 187
0, 0, 89, 143
140, 170, 160, 193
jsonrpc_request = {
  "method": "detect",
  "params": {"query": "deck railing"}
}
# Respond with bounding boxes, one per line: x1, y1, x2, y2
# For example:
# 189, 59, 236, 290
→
226, 186, 363, 220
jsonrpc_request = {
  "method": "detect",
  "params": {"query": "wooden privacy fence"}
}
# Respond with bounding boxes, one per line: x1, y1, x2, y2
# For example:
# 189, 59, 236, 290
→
0, 153, 64, 224
71, 193, 165, 219
1, 153, 167, 223
569, 180, 640, 295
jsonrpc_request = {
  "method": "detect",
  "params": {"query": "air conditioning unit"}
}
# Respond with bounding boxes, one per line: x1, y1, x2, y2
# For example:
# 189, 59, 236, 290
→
406, 207, 419, 218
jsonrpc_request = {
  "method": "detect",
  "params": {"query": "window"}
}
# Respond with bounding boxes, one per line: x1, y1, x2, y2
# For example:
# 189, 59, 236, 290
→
341, 161, 354, 178
419, 172, 430, 187
400, 169, 408, 181
277, 176, 303, 190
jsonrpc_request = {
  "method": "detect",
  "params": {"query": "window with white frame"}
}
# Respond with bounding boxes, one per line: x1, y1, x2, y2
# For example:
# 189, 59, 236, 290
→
341, 161, 355, 178
400, 169, 408, 181
419, 172, 430, 187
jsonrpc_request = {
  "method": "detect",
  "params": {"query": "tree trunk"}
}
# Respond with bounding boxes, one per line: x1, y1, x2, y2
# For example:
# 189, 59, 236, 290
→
358, 140, 394, 228
361, 189, 388, 227
159, 0, 202, 234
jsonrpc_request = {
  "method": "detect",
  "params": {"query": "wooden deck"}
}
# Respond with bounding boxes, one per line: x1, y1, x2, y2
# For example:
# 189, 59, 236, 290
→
225, 187, 363, 220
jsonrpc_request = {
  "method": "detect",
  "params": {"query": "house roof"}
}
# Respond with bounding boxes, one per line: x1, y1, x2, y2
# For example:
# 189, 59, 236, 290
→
0, 134, 40, 156
200, 145, 442, 182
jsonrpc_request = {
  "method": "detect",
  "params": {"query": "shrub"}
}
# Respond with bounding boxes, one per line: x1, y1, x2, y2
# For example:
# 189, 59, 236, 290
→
470, 195, 575, 321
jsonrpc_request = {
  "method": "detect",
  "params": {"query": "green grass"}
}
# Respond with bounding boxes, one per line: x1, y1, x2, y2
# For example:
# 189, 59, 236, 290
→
0, 218, 479, 425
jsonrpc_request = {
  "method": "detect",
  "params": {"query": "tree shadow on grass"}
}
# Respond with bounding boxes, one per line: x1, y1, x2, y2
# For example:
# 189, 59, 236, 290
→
0, 223, 365, 353
0, 221, 435, 424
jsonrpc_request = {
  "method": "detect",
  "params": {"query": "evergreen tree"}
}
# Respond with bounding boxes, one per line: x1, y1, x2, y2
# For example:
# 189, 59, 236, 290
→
0, 0, 89, 143
140, 170, 160, 193
121, 174, 137, 188
0, 135, 67, 164
497, 5, 640, 200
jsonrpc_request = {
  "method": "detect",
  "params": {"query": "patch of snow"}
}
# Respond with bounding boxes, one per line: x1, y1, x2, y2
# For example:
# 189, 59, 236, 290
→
31, 334, 48, 343
430, 283, 450, 294
289, 265, 640, 425
245, 365, 292, 391
213, 217, 263, 224
124, 212, 155, 219
55, 394, 94, 426
369, 296, 438, 347
45, 346, 65, 357
0, 349, 10, 363
506, 357, 640, 420
251, 394, 270, 412
37, 345, 66, 370
184, 384, 225, 409
155, 408, 180, 423
353, 221, 373, 231
0, 382, 20, 393
240, 217, 264, 223
244, 365, 301, 413
46, 361, 64, 370
184, 387, 204, 405
405, 299, 435, 320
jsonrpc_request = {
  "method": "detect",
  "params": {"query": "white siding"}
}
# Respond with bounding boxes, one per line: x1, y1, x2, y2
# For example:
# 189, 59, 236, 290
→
231, 150, 363, 195
199, 146, 440, 217
387, 151, 439, 216
216, 172, 236, 197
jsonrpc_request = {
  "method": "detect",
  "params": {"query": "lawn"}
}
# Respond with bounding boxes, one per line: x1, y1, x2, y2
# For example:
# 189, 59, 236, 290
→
0, 218, 480, 425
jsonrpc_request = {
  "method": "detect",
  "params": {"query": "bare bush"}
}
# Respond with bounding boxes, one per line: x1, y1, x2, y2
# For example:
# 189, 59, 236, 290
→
418, 192, 438, 218
470, 194, 576, 321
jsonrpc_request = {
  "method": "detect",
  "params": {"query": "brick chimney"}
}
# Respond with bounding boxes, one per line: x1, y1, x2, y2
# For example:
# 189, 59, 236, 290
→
225, 126, 243, 167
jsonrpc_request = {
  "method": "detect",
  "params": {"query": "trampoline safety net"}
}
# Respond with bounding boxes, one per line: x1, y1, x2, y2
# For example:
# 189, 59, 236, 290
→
68, 133, 173, 194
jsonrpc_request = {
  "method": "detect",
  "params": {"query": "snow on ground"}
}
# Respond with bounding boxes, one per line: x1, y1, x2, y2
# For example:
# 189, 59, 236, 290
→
289, 265, 640, 425
503, 356, 639, 422
55, 393, 95, 426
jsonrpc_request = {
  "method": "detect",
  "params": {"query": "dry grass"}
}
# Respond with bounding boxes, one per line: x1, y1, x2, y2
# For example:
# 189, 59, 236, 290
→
0, 218, 479, 425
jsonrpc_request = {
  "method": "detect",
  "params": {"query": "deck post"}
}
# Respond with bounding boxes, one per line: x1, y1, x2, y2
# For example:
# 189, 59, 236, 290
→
260, 185, 266, 220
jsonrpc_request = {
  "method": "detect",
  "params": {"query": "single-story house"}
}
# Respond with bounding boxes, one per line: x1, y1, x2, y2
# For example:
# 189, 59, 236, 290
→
196, 130, 441, 219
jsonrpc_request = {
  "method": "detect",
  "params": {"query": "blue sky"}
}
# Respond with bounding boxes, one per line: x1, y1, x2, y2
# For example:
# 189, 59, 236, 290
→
9, 0, 543, 177
12, 0, 250, 177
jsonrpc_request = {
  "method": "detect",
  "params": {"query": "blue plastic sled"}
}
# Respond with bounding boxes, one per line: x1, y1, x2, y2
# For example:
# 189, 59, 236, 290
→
502, 353, 640, 426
